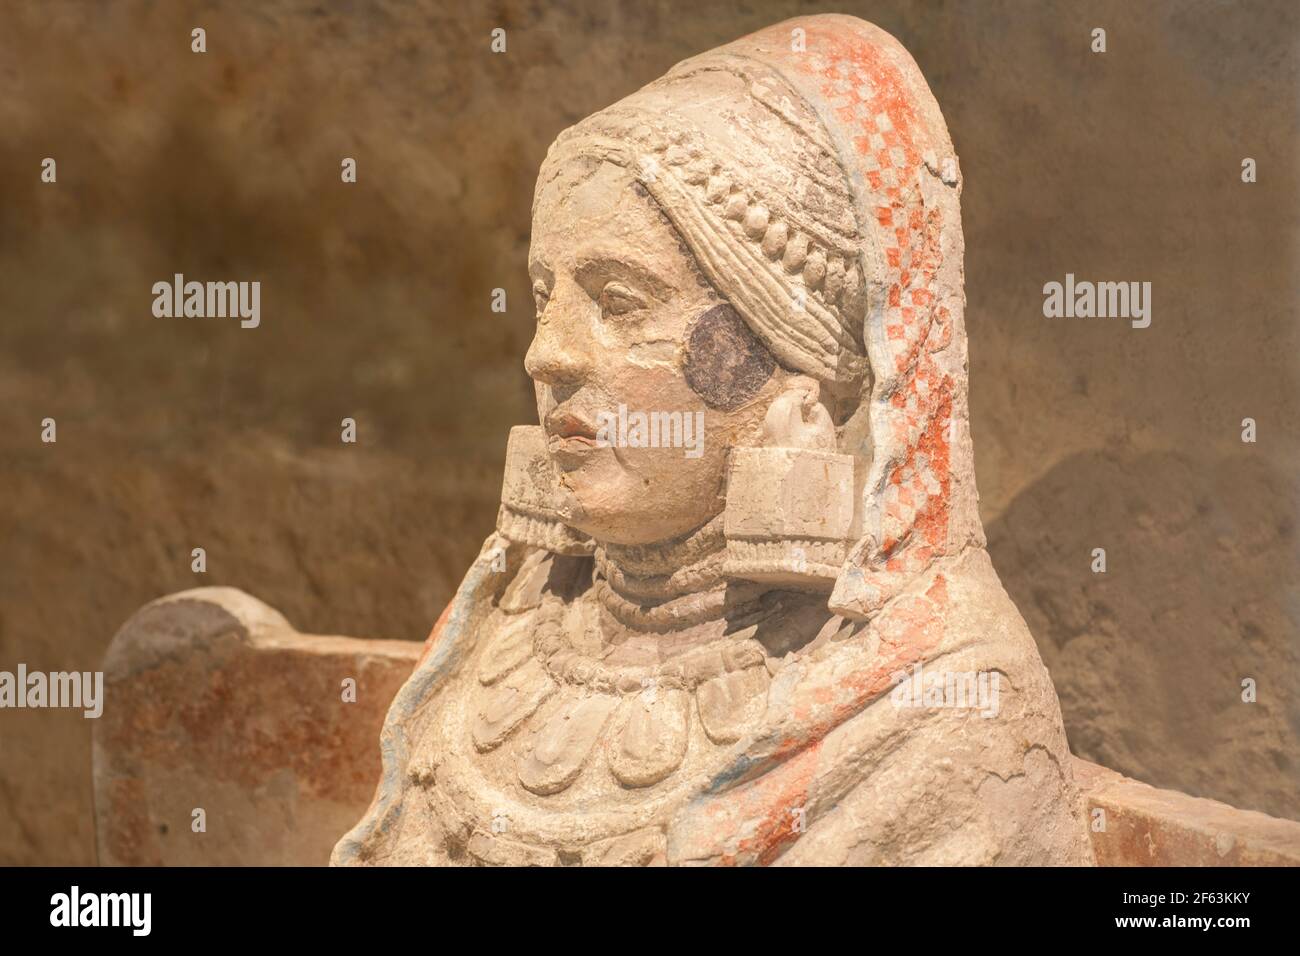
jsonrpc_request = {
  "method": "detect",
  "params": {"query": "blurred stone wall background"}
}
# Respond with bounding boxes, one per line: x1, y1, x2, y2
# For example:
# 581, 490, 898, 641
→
1, 0, 1295, 863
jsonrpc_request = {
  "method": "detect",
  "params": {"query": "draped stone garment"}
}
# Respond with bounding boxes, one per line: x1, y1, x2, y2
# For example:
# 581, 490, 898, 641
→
330, 536, 1092, 866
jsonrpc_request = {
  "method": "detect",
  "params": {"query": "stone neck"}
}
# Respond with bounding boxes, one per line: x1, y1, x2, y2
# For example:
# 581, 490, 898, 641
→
595, 515, 725, 598
592, 516, 768, 632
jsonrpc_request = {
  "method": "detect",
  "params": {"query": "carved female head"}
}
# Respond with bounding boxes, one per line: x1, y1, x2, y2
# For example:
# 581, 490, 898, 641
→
511, 15, 980, 619
526, 158, 799, 545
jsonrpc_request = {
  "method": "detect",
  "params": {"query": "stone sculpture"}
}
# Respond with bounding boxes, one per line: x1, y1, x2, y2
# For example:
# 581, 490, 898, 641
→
332, 13, 1094, 866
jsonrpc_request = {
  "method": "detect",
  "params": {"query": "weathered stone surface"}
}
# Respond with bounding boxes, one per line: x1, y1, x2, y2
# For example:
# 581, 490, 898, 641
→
90, 622, 1300, 866
472, 658, 556, 753
476, 613, 536, 685
606, 689, 691, 788
1075, 759, 1300, 866
696, 667, 769, 745
518, 694, 619, 796
466, 831, 556, 867
92, 588, 420, 866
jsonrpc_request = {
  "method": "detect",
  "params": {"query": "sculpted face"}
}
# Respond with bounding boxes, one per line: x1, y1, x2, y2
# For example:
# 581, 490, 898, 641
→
526, 160, 784, 545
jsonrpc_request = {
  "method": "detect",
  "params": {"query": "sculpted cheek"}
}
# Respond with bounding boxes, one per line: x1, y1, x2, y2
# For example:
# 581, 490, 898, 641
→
627, 340, 678, 367
683, 304, 776, 411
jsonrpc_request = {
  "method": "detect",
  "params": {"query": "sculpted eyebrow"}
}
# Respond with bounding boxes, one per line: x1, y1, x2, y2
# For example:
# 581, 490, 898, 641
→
573, 255, 673, 301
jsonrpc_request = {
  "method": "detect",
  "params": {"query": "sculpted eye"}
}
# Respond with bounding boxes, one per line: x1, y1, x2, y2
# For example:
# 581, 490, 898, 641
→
599, 281, 647, 317
532, 280, 550, 313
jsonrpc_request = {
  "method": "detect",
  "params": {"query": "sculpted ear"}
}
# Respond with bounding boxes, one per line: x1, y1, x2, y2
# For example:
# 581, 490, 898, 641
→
682, 304, 775, 411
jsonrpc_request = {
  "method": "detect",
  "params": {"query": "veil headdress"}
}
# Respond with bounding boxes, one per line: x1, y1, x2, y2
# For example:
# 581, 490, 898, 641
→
504, 14, 982, 620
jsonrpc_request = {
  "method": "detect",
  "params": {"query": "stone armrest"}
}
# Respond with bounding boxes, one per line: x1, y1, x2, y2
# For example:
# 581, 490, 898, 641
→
92, 588, 1300, 866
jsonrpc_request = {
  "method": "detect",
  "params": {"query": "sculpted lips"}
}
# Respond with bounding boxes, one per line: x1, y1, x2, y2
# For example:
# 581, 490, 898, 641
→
545, 410, 602, 465
546, 409, 598, 442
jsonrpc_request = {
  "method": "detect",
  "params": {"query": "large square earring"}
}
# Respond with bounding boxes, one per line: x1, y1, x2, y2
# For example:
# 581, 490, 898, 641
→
721, 378, 857, 591
722, 445, 855, 591
496, 425, 594, 556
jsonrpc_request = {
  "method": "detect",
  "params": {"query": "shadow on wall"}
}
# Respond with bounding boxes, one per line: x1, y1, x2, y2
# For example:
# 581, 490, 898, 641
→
987, 448, 1299, 822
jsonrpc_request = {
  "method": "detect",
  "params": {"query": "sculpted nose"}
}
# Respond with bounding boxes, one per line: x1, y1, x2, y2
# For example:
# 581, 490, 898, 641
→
523, 288, 593, 389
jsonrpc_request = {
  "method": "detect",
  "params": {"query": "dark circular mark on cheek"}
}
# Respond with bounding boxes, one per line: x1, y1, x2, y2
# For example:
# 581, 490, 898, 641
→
683, 304, 776, 411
